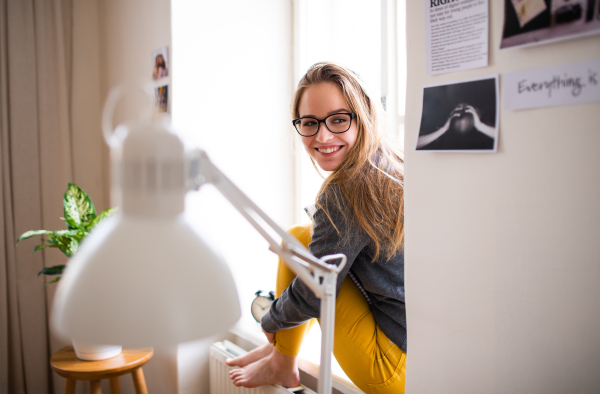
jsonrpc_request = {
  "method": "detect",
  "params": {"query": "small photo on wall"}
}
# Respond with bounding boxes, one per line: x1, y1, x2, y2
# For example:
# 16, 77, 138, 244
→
416, 76, 499, 152
155, 85, 169, 113
152, 46, 169, 80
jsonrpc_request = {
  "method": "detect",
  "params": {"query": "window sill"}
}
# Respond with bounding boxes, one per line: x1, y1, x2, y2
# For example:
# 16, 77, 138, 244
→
228, 319, 364, 394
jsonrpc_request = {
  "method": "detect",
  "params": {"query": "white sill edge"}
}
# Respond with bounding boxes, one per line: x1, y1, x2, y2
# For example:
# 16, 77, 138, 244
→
229, 321, 364, 394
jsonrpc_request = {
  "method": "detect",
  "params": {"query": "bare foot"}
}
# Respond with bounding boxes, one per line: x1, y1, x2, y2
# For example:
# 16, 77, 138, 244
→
228, 347, 300, 388
225, 343, 274, 367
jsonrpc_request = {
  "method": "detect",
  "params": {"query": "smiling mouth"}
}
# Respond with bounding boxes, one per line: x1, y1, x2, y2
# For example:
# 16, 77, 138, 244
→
317, 146, 342, 154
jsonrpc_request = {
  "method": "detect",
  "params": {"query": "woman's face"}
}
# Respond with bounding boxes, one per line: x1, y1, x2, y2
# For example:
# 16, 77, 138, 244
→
297, 82, 358, 172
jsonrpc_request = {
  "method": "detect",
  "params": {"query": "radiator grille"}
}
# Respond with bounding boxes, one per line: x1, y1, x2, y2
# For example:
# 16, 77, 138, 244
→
209, 341, 315, 394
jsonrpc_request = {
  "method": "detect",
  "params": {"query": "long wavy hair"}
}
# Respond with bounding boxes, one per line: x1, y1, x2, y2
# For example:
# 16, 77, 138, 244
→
292, 62, 404, 261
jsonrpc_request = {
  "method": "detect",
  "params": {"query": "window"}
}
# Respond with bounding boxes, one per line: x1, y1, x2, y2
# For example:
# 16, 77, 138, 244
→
172, 2, 406, 382
172, 0, 294, 327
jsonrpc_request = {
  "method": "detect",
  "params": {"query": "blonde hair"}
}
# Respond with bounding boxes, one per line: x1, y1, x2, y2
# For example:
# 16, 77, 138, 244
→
292, 62, 405, 261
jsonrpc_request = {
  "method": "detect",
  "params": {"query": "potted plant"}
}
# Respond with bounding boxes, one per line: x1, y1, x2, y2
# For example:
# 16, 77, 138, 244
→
17, 183, 120, 360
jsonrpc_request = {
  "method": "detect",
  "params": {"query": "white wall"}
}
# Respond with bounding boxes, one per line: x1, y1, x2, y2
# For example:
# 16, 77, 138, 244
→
73, 1, 179, 393
404, 1, 600, 393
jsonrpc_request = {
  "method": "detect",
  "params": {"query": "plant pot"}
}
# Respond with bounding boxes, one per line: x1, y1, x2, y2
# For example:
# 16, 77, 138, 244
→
72, 339, 122, 361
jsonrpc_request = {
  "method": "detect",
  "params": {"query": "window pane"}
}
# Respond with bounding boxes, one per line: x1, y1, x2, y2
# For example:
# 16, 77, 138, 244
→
301, 0, 381, 99
172, 0, 294, 324
398, 0, 407, 118
295, 0, 382, 221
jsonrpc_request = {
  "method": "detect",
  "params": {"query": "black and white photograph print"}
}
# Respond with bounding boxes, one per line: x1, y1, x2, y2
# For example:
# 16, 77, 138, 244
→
416, 76, 499, 152
152, 46, 169, 80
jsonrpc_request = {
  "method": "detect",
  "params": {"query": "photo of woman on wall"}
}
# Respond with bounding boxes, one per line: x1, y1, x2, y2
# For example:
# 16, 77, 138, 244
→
152, 46, 169, 79
226, 62, 407, 394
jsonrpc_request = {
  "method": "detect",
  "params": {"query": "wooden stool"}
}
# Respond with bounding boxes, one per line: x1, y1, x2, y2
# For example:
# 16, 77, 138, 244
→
50, 346, 154, 394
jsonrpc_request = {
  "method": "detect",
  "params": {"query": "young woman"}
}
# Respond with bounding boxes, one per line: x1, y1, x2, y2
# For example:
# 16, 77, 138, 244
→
227, 62, 406, 394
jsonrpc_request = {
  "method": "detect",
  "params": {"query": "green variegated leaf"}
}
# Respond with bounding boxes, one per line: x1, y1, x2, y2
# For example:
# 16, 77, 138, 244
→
45, 236, 70, 257
58, 248, 72, 258
87, 207, 118, 231
44, 277, 61, 286
46, 237, 60, 245
46, 237, 70, 255
17, 230, 53, 244
50, 231, 79, 246
53, 229, 80, 237
38, 265, 66, 277
65, 239, 79, 257
60, 217, 85, 232
63, 183, 96, 228
73, 232, 86, 243
58, 229, 86, 244
32, 244, 61, 254
49, 230, 80, 257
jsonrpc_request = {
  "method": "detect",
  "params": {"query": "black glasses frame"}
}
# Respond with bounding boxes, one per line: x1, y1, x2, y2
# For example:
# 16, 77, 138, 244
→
292, 113, 356, 137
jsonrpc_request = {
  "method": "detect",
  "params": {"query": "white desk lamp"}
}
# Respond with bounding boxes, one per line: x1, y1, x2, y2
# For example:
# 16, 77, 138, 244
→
51, 85, 346, 394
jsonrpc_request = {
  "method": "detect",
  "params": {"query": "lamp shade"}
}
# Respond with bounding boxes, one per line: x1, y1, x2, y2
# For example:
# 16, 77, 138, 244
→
51, 213, 241, 347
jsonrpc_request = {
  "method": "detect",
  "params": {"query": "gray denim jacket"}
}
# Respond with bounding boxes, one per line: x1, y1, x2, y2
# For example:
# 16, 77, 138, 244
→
261, 185, 407, 352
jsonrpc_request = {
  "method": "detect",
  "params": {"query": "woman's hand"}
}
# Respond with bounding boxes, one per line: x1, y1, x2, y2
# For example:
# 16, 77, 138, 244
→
416, 110, 457, 148
263, 329, 275, 344
464, 105, 483, 128
464, 106, 495, 138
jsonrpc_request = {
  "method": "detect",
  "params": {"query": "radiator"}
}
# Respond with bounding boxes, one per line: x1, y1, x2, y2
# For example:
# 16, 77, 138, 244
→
210, 341, 316, 394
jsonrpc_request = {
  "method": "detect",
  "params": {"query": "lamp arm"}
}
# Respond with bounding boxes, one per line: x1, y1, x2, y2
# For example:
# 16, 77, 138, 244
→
188, 148, 345, 394
187, 149, 347, 296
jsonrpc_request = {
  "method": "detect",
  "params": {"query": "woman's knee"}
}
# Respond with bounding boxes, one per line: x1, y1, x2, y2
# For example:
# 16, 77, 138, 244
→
287, 223, 312, 248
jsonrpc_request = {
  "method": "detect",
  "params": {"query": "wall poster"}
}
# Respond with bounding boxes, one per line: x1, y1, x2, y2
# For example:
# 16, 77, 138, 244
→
501, 0, 600, 49
417, 75, 499, 152
425, 0, 489, 75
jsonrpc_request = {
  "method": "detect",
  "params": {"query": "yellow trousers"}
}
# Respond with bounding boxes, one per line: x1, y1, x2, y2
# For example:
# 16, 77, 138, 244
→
273, 224, 406, 394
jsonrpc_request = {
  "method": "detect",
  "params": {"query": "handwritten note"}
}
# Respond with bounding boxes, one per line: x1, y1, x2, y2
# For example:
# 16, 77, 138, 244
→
503, 58, 600, 111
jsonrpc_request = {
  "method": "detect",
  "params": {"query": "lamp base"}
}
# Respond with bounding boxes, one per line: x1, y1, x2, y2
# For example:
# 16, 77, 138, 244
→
72, 339, 122, 361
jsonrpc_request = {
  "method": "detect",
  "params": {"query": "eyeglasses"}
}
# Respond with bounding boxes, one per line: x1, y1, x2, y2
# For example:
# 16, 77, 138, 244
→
292, 113, 356, 137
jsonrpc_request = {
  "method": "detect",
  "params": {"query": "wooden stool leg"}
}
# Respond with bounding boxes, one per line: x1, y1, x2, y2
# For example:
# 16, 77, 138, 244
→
64, 378, 76, 394
110, 376, 121, 394
131, 367, 148, 394
89, 379, 102, 394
